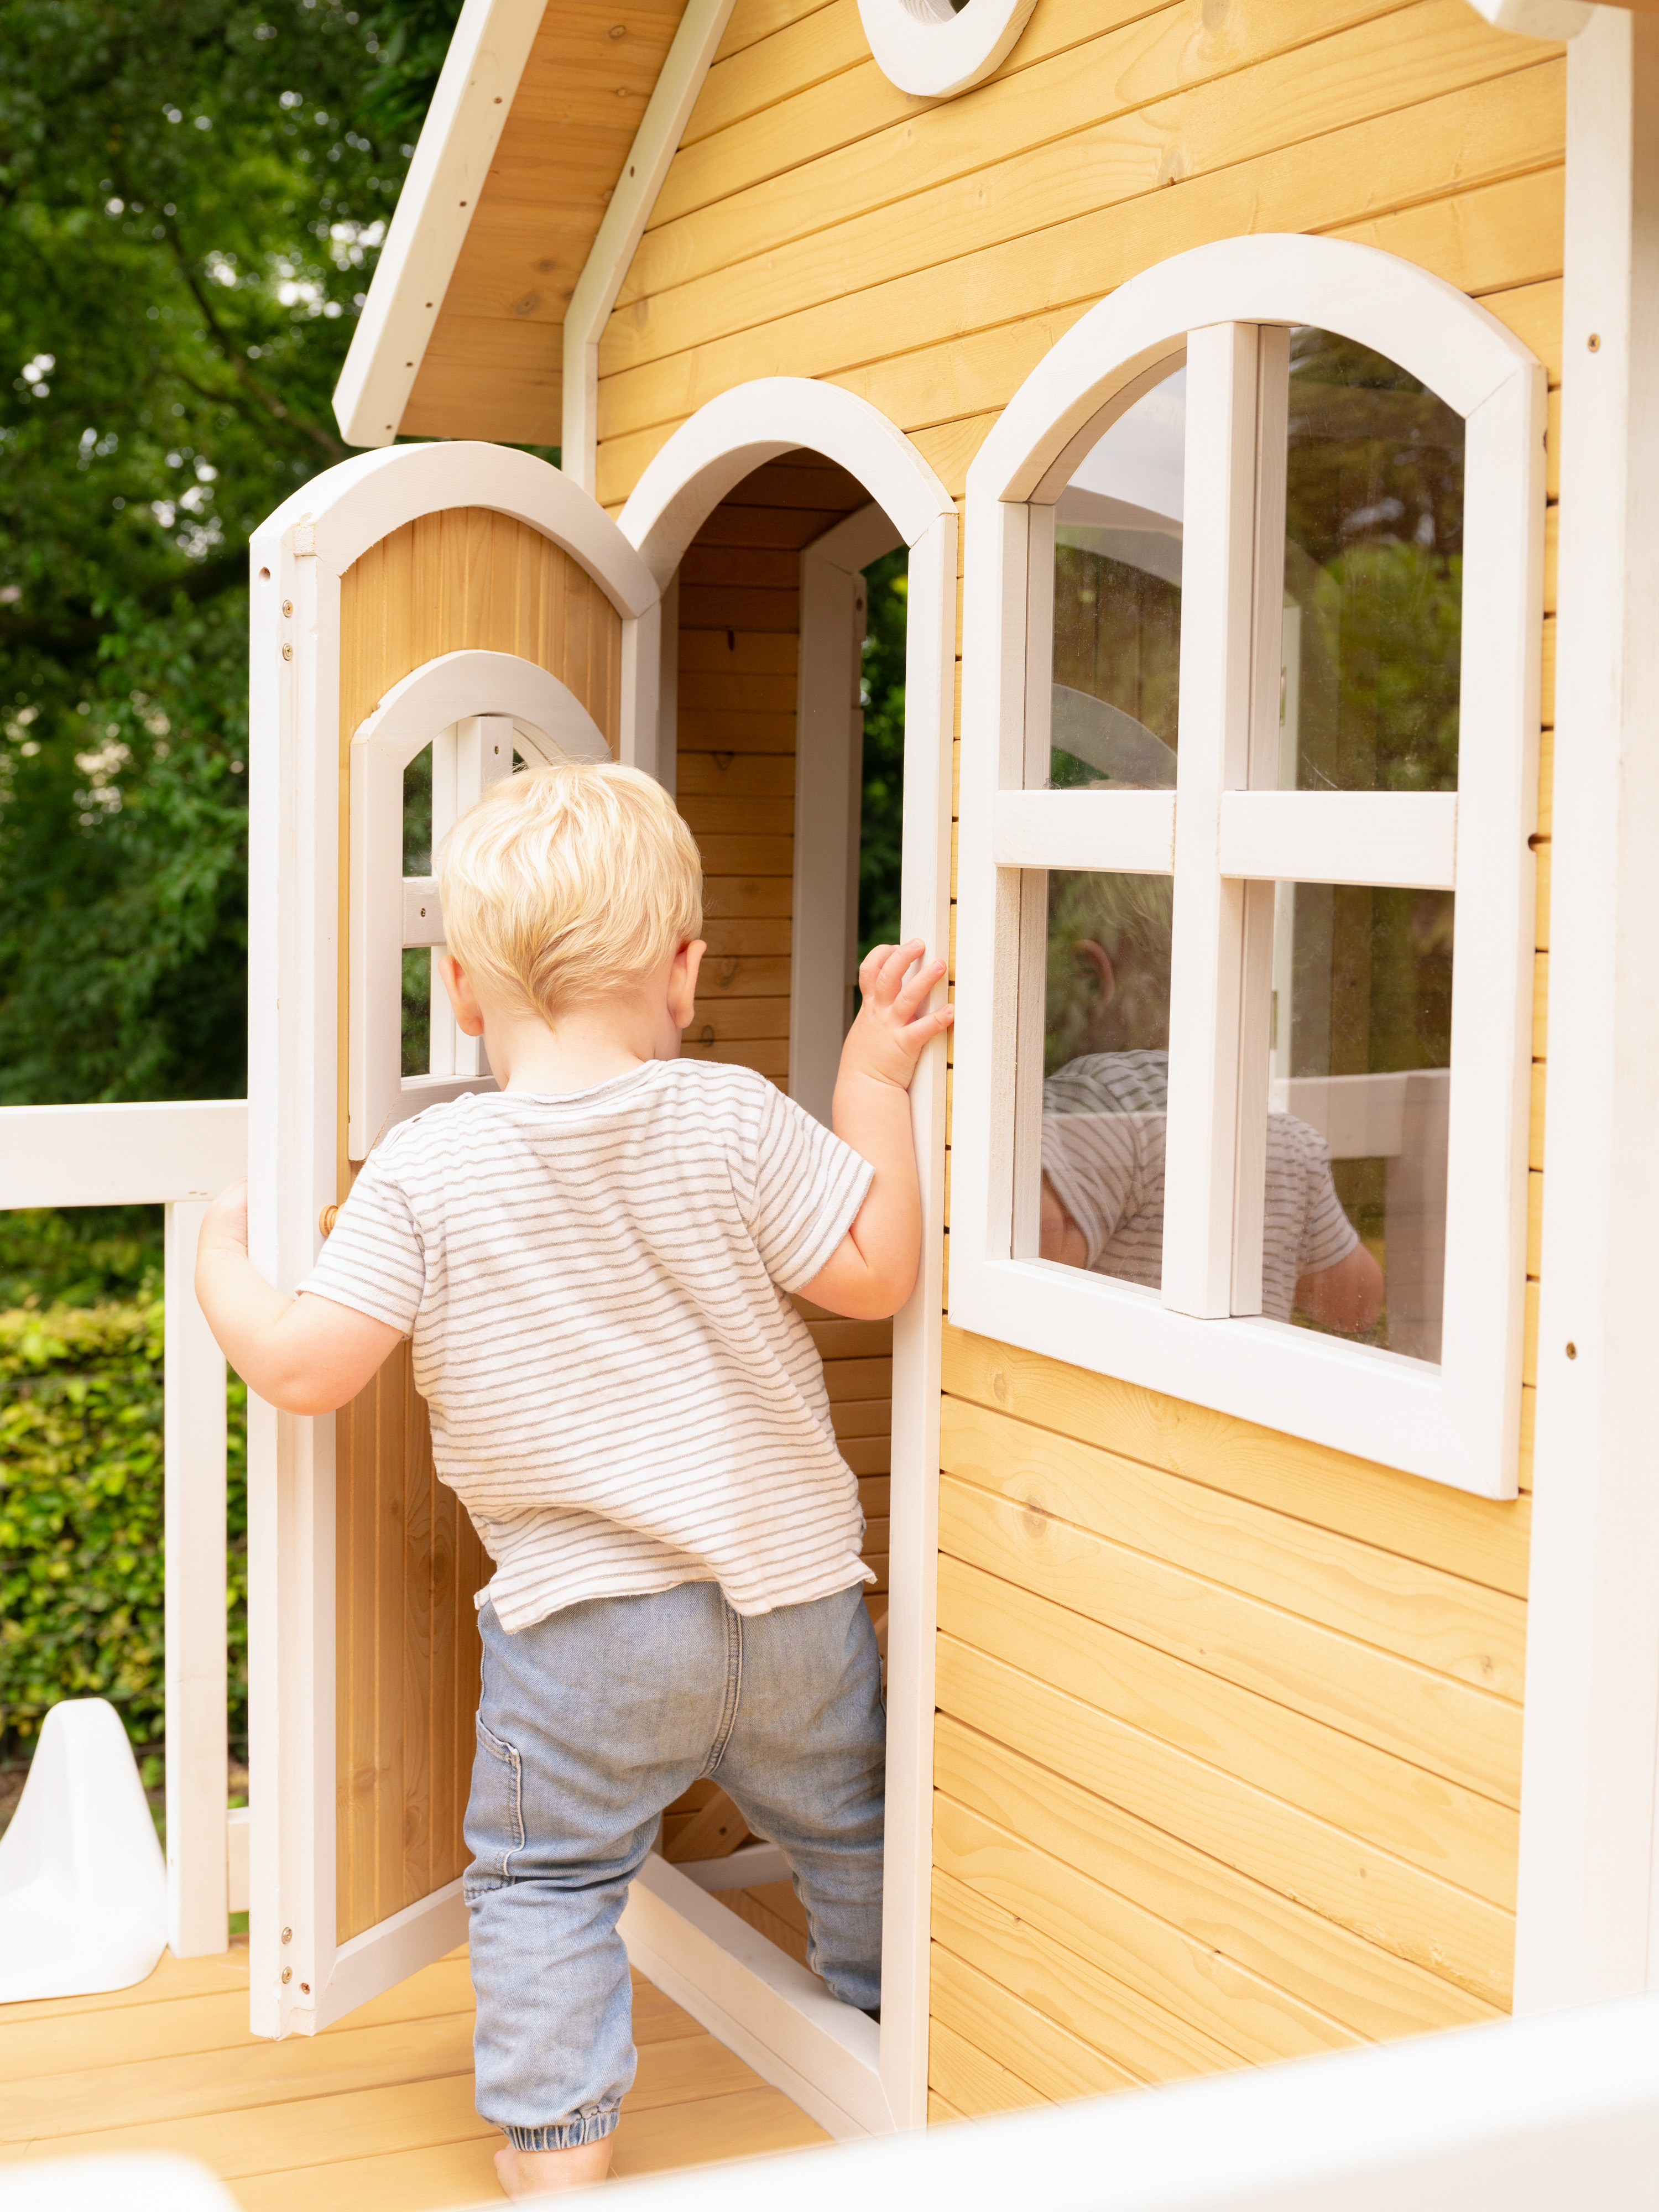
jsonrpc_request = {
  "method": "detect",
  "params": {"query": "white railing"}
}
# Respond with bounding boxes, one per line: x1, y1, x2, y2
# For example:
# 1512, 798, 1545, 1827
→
1, 1100, 247, 1958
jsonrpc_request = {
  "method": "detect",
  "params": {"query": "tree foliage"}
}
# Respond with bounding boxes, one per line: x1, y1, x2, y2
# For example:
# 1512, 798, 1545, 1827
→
0, 0, 458, 1105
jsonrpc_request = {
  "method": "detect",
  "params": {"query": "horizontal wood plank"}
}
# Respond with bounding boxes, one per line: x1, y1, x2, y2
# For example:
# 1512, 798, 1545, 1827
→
940, 1472, 1522, 1807
936, 1553, 1519, 1904
932, 1711, 1498, 2039
939, 1327, 1530, 1599
941, 1395, 1525, 1698
935, 1634, 1515, 2007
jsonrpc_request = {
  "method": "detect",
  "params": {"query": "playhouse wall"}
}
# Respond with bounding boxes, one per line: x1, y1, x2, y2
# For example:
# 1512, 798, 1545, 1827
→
333, 509, 623, 1942
596, 0, 1559, 2115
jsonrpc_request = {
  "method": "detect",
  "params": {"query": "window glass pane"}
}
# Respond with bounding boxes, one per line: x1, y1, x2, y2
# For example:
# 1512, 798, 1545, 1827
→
403, 742, 433, 1078
1037, 870, 1174, 1294
1281, 330, 1464, 794
1260, 880, 1454, 1361
1051, 367, 1185, 790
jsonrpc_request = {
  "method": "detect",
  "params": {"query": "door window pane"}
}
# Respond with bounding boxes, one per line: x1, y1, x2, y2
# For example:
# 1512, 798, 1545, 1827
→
402, 742, 433, 1077
1280, 330, 1464, 796
1260, 879, 1454, 1361
1037, 870, 1175, 1293
1051, 368, 1185, 790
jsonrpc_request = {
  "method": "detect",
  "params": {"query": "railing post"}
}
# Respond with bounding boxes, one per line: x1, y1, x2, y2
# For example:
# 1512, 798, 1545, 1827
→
163, 1199, 229, 1956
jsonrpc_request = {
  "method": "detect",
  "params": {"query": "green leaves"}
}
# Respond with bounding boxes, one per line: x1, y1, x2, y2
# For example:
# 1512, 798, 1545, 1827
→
0, 0, 460, 1105
0, 1297, 248, 1754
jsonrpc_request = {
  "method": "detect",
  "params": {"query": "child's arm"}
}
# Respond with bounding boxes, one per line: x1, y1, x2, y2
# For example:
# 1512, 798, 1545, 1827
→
800, 938, 953, 1321
195, 1180, 404, 1414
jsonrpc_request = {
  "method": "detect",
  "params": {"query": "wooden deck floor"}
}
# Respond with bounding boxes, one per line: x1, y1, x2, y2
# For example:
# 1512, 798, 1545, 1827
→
0, 1942, 830, 2208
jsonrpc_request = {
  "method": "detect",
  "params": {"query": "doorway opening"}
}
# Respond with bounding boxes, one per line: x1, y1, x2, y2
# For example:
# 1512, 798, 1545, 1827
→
655, 451, 909, 1978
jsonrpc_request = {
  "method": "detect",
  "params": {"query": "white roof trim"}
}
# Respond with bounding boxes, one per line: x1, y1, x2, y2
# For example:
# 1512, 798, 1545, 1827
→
562, 0, 739, 493
332, 0, 544, 449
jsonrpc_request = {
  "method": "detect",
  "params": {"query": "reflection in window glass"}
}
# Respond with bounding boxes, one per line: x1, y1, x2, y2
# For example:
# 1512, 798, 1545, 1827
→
402, 743, 433, 1078
1051, 368, 1184, 790
1264, 880, 1454, 1361
1282, 330, 1464, 795
1037, 871, 1174, 1293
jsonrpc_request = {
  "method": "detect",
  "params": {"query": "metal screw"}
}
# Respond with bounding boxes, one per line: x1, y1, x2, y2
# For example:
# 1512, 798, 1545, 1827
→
281, 1967, 292, 1983
1588, 334, 1601, 353
1566, 1342, 1578, 1360
281, 642, 293, 660
281, 1927, 293, 1943
281, 598, 294, 616
300, 1982, 311, 1995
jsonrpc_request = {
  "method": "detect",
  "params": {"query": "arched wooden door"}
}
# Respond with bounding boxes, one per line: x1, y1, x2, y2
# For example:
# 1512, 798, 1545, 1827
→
245, 444, 663, 2037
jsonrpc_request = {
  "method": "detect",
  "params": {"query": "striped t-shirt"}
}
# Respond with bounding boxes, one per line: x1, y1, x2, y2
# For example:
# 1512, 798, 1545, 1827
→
301, 1061, 875, 1633
1042, 1050, 1357, 1316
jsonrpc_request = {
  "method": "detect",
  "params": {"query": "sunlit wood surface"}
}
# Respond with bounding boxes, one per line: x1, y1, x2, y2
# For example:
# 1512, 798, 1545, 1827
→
0, 1942, 829, 2209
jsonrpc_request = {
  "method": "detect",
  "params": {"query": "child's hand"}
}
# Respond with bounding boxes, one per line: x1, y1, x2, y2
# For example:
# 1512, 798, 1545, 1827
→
202, 1177, 250, 1255
838, 939, 954, 1093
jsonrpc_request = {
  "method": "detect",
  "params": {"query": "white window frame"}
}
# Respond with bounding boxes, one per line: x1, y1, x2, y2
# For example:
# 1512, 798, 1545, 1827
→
855, 0, 1037, 98
347, 649, 612, 1160
621, 377, 957, 2132
953, 234, 1546, 1500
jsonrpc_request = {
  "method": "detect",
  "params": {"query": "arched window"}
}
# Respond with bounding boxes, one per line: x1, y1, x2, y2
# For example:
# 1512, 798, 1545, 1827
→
953, 236, 1546, 1498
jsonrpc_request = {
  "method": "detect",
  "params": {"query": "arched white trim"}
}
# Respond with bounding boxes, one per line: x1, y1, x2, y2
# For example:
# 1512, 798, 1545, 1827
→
618, 378, 955, 2136
955, 232, 1546, 1500
856, 0, 1037, 98
349, 652, 611, 1161
354, 648, 611, 772
969, 233, 1543, 510
256, 440, 656, 617
619, 379, 953, 586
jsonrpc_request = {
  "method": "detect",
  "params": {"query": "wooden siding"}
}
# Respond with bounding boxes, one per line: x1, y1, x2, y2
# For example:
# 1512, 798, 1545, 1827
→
335, 510, 623, 1942
595, 0, 1561, 2117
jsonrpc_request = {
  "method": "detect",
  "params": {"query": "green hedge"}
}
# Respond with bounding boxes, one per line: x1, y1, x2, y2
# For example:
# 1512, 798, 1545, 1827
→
0, 1300, 247, 1755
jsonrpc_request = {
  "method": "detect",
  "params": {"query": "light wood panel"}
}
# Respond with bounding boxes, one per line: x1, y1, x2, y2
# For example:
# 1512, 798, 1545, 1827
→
335, 509, 624, 1943
932, 1708, 1496, 2038
613, 19, 1556, 369
0, 1945, 828, 2208
936, 1553, 1517, 1902
402, 0, 691, 444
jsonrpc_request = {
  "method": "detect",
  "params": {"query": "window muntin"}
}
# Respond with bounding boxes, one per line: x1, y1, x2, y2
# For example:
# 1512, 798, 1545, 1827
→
1051, 371, 1185, 791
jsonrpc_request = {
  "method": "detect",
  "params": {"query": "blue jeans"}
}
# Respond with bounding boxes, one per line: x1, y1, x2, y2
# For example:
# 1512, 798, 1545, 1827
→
463, 1579, 886, 2150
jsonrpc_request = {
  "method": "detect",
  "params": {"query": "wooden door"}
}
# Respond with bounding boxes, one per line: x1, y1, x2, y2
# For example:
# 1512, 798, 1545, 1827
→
246, 446, 659, 2038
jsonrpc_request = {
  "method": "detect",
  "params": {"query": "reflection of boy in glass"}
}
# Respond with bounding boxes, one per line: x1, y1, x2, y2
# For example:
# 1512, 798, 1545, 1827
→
1038, 874, 1384, 1334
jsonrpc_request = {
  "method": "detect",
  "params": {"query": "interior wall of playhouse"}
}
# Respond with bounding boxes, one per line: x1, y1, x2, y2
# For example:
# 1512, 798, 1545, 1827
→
583, 0, 1561, 2115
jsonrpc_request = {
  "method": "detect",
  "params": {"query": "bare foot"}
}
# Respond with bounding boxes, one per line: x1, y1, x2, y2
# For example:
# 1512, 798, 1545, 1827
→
495, 2138, 614, 2196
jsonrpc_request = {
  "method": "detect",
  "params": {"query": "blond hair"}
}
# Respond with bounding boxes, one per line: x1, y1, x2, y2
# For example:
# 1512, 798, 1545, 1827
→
439, 762, 703, 1022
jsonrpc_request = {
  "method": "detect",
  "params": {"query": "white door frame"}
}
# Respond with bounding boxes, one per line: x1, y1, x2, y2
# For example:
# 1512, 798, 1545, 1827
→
620, 379, 957, 2134
791, 502, 906, 1127
1515, 9, 1659, 2012
245, 441, 659, 2039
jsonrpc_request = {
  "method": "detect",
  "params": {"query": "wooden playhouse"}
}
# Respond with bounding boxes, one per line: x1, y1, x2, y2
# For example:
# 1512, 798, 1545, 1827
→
210, 0, 1659, 2173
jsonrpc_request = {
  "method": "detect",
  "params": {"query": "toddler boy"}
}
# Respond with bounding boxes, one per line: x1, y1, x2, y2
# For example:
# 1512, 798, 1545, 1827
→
196, 763, 951, 2196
